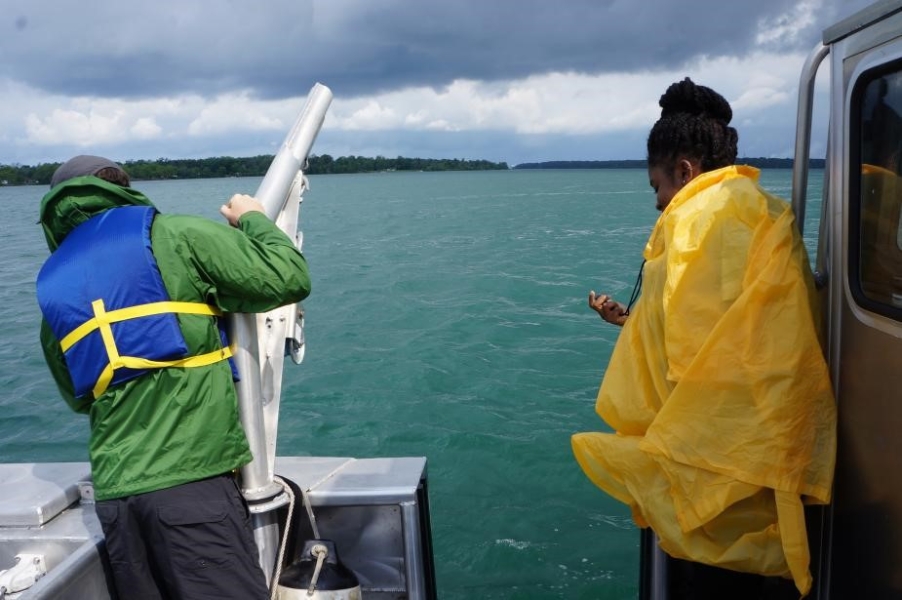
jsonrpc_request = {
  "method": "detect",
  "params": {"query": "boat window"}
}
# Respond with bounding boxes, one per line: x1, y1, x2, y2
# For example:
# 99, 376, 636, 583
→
851, 65, 902, 319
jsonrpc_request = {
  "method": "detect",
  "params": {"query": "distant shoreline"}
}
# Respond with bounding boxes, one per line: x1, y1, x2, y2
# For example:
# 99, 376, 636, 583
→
0, 154, 510, 186
1, 155, 823, 186
512, 158, 825, 170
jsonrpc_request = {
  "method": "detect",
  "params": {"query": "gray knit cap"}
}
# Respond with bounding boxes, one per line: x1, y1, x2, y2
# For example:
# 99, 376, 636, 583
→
50, 155, 127, 189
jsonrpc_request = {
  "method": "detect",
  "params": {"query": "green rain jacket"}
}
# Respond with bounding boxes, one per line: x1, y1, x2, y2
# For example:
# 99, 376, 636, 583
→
38, 176, 311, 501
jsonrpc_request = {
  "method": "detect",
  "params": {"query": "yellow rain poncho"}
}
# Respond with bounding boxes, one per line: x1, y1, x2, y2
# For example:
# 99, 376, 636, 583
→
572, 166, 836, 596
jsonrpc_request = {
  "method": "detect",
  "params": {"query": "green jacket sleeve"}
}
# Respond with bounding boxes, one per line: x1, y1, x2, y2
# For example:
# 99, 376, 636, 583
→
157, 211, 311, 314
40, 319, 92, 414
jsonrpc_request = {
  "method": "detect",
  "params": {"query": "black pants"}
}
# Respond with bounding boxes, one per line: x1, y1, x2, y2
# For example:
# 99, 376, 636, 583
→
95, 474, 269, 600
667, 557, 800, 600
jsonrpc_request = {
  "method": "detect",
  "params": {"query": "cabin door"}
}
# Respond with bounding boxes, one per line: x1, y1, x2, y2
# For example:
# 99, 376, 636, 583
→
822, 31, 902, 599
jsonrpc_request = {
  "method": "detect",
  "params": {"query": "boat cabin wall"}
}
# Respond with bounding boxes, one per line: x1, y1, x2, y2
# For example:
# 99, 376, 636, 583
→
814, 4, 902, 598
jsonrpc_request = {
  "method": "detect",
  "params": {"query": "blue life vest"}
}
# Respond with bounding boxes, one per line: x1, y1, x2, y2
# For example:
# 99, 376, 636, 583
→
36, 206, 232, 399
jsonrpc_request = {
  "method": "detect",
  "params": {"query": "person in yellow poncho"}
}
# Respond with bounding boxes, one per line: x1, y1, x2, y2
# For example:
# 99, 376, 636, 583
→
572, 78, 836, 598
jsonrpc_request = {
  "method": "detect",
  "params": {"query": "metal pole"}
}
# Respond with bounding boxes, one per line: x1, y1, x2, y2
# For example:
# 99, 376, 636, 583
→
230, 83, 333, 584
792, 43, 829, 235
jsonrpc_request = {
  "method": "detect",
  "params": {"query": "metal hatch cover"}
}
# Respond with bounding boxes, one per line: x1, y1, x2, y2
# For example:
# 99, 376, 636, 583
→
0, 463, 90, 527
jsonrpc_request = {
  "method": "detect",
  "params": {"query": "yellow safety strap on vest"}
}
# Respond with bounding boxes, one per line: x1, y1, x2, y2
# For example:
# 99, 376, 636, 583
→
59, 300, 223, 351
60, 299, 233, 399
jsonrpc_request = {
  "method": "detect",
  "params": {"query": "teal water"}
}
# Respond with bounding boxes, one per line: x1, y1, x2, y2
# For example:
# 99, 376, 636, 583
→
0, 169, 821, 599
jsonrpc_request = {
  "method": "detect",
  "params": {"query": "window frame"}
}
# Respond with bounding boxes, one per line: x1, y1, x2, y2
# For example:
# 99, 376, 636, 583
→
848, 59, 902, 322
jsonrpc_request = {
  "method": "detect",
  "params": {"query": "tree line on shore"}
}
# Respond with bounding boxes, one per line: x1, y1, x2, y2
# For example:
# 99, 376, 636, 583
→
1, 155, 826, 186
512, 157, 827, 169
0, 154, 510, 186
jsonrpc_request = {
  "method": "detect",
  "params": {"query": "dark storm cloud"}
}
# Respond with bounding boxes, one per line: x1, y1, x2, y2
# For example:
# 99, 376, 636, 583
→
2, 0, 871, 101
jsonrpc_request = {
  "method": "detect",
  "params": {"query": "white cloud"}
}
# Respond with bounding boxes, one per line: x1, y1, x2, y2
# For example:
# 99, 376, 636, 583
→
2, 47, 822, 163
18, 93, 192, 147
731, 87, 791, 112
325, 74, 664, 136
11, 87, 297, 150
187, 93, 287, 136
130, 117, 163, 139
325, 50, 809, 137
755, 0, 819, 47
25, 108, 126, 147
331, 100, 400, 130
684, 51, 810, 115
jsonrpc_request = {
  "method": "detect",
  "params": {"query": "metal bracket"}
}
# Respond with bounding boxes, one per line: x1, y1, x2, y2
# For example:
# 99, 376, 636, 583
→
77, 481, 95, 504
0, 554, 47, 596
287, 303, 306, 365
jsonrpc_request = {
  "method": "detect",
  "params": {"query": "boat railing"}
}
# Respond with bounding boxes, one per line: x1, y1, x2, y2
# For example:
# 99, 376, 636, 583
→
792, 42, 830, 236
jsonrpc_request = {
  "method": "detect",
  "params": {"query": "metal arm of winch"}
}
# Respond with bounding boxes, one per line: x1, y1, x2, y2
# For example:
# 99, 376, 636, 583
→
230, 82, 332, 586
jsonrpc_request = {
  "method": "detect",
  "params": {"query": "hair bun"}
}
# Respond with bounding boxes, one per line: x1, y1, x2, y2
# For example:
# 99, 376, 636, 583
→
659, 77, 732, 124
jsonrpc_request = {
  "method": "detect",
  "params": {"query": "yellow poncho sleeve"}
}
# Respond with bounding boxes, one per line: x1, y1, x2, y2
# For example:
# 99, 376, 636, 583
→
572, 166, 836, 596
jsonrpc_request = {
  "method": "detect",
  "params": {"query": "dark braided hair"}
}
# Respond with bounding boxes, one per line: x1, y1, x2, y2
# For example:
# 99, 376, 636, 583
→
646, 78, 738, 172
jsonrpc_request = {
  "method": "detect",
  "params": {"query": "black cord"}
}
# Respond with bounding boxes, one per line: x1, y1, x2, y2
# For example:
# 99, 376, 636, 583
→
624, 259, 646, 316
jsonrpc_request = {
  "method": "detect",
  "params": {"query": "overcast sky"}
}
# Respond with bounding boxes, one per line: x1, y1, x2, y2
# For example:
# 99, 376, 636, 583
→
0, 0, 878, 167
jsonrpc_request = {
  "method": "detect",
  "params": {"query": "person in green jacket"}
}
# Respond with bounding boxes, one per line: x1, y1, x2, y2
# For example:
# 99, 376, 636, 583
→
37, 155, 311, 599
